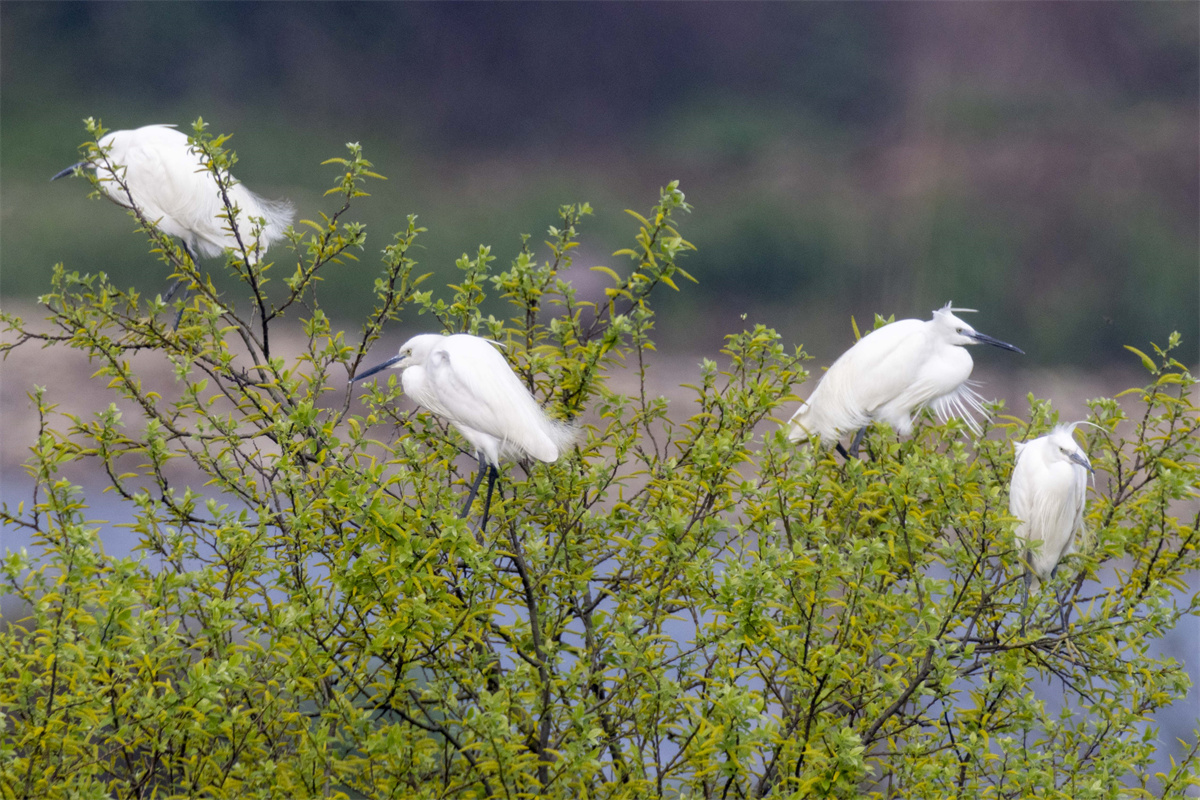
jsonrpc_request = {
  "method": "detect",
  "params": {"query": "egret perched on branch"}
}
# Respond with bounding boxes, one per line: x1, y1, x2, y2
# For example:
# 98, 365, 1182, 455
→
1009, 423, 1094, 630
785, 303, 1023, 457
351, 333, 577, 531
52, 124, 293, 314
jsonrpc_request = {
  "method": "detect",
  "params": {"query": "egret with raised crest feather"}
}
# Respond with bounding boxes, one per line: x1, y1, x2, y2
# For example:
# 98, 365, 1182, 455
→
53, 124, 293, 322
351, 333, 577, 531
1010, 422, 1094, 630
785, 303, 1023, 458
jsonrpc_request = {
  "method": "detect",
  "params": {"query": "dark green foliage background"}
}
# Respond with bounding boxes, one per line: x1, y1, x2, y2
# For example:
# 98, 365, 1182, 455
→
2, 2, 1196, 363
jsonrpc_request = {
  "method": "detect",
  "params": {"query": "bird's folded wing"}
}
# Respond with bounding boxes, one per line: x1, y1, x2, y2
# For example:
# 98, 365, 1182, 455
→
427, 342, 559, 462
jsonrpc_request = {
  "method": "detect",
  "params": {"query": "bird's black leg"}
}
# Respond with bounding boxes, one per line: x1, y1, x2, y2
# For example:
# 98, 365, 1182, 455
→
171, 297, 189, 331
478, 465, 499, 534
163, 277, 185, 303
1054, 584, 1070, 632
847, 427, 867, 459
1020, 571, 1032, 636
835, 442, 850, 461
1048, 565, 1071, 631
460, 453, 488, 518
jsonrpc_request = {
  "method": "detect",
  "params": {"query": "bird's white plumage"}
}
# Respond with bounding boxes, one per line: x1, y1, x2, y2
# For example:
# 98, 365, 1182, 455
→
1009, 424, 1091, 587
786, 303, 1016, 445
385, 333, 576, 466
91, 125, 293, 263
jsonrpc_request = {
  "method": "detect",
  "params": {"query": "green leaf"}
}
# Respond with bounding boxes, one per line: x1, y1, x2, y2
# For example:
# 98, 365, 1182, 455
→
1124, 345, 1157, 372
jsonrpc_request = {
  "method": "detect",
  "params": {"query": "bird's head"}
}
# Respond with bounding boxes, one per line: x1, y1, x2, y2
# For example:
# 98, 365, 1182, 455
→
1047, 423, 1095, 473
350, 334, 443, 384
933, 302, 1024, 354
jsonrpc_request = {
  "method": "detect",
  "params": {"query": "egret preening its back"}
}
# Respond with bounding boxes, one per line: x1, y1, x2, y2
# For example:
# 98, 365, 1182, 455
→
53, 123, 293, 270
1009, 423, 1093, 629
785, 303, 1023, 456
351, 333, 577, 530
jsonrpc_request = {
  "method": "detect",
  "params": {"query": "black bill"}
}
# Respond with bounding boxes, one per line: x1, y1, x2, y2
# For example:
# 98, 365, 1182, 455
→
51, 161, 86, 181
969, 331, 1024, 354
350, 354, 405, 384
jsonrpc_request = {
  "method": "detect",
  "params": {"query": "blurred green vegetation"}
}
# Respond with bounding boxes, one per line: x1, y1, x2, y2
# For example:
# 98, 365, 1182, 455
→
2, 2, 1196, 365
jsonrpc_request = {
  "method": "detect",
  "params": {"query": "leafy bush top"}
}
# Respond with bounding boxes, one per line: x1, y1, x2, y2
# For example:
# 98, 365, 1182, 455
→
2, 121, 1197, 799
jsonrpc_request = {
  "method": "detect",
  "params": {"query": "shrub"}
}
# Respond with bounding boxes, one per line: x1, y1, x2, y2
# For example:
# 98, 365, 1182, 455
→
1, 121, 1197, 799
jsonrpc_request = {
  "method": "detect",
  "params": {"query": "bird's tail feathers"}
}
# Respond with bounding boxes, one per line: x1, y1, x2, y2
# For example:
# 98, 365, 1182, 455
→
221, 182, 295, 249
785, 423, 810, 443
546, 417, 582, 458
785, 403, 812, 443
784, 388, 864, 446
247, 193, 296, 242
498, 413, 581, 464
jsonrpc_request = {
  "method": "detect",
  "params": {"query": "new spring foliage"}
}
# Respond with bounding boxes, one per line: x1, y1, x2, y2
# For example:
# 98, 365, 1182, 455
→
1, 122, 1197, 799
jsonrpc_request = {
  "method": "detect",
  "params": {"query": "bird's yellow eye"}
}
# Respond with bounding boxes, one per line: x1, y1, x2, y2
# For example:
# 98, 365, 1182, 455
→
956, 327, 964, 334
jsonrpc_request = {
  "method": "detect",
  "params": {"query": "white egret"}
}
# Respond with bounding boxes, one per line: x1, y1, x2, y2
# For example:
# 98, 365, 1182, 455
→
351, 333, 577, 530
1009, 422, 1093, 630
785, 303, 1023, 457
53, 124, 293, 321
